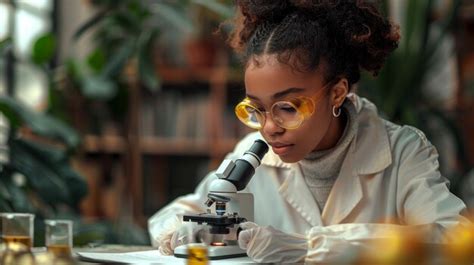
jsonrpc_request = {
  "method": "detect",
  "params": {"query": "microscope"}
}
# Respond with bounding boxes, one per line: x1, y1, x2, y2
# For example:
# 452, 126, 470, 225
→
174, 139, 269, 260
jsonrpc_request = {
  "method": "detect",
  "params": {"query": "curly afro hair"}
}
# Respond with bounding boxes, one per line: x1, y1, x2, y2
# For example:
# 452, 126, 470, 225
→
228, 0, 400, 87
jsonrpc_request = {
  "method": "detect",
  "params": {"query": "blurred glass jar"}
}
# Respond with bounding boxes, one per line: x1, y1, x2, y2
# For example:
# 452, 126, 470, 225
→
442, 223, 474, 265
0, 242, 35, 265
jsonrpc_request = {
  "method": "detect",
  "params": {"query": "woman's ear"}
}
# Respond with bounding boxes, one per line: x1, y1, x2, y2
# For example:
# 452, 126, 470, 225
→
330, 78, 349, 107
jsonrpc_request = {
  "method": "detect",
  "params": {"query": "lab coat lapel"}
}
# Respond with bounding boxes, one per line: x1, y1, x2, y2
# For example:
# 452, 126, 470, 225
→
322, 95, 393, 224
262, 148, 322, 226
278, 163, 323, 227
321, 141, 362, 225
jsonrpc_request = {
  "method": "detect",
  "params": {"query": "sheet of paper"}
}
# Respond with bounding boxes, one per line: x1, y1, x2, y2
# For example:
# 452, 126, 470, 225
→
77, 250, 255, 264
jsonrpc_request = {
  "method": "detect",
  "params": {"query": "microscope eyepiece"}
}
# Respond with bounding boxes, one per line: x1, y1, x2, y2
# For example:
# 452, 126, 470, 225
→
247, 139, 269, 161
225, 139, 269, 191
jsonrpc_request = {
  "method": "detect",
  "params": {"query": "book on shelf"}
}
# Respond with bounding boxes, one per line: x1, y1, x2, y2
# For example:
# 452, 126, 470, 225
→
140, 91, 211, 140
142, 155, 211, 214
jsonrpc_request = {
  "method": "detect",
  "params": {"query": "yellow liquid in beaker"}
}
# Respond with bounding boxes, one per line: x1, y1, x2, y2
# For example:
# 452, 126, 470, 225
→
2, 235, 32, 248
187, 244, 208, 265
47, 244, 72, 258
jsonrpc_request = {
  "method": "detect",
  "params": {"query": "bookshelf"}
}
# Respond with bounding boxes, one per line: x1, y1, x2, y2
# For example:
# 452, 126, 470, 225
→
76, 51, 249, 225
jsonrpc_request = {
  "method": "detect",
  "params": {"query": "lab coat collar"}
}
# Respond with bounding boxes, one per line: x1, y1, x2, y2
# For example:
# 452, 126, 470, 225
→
349, 94, 392, 175
279, 164, 323, 226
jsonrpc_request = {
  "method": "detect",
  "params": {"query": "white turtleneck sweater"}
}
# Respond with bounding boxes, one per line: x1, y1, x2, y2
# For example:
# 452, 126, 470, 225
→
298, 99, 358, 212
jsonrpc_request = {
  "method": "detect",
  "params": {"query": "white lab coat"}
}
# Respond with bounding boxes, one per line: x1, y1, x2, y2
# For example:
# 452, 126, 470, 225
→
148, 94, 468, 262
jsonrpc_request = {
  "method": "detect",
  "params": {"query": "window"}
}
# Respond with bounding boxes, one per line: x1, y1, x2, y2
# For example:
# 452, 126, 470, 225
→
0, 0, 54, 110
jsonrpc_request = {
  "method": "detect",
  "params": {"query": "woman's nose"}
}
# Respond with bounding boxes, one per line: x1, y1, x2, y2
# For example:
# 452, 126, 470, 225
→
261, 112, 285, 136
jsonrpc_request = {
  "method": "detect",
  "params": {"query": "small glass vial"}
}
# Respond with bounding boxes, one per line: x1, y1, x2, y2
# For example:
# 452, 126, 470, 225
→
187, 243, 208, 265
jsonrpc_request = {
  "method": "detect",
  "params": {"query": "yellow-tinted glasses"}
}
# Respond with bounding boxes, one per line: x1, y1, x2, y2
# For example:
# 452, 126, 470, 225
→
235, 85, 329, 130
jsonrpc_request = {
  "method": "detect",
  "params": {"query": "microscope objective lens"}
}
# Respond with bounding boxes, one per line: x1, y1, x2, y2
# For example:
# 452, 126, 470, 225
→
216, 202, 226, 216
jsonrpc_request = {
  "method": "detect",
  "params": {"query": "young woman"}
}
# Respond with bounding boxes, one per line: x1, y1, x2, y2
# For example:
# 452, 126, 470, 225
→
149, 1, 468, 263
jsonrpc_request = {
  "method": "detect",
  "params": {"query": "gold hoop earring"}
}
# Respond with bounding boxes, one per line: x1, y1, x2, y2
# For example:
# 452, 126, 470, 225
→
332, 106, 341, 117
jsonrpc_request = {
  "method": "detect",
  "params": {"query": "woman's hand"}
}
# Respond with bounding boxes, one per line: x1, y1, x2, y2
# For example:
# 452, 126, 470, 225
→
158, 222, 203, 255
238, 222, 308, 263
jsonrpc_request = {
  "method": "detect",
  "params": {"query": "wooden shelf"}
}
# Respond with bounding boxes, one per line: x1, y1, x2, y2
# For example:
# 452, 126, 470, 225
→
141, 137, 237, 155
83, 135, 127, 154
83, 135, 238, 156
157, 65, 243, 84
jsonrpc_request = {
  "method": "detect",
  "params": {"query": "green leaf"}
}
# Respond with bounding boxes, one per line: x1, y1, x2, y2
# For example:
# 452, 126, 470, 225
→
138, 54, 160, 92
112, 9, 142, 33
9, 139, 71, 205
73, 10, 109, 40
31, 33, 56, 65
57, 165, 88, 206
151, 2, 194, 34
402, 0, 429, 55
0, 176, 11, 201
102, 39, 135, 77
81, 75, 117, 100
0, 37, 11, 55
192, 0, 234, 19
86, 48, 106, 74
138, 31, 161, 92
15, 139, 87, 206
0, 197, 13, 212
0, 98, 22, 128
1, 174, 33, 212
47, 83, 68, 123
65, 59, 83, 81
33, 139, 87, 205
0, 97, 80, 148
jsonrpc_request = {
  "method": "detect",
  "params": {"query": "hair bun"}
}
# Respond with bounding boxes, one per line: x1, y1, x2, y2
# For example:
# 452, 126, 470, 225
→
290, 0, 339, 10
238, 0, 293, 24
229, 0, 400, 83
292, 0, 400, 76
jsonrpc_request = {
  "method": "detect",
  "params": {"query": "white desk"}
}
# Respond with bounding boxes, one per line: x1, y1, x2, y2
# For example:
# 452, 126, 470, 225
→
77, 249, 255, 264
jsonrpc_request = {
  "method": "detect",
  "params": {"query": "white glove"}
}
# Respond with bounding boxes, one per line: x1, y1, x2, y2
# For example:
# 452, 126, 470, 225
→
170, 222, 205, 250
153, 215, 181, 255
238, 222, 308, 263
158, 221, 203, 255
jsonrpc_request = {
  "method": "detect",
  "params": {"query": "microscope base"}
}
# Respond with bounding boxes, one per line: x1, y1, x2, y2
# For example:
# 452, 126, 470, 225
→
174, 244, 247, 260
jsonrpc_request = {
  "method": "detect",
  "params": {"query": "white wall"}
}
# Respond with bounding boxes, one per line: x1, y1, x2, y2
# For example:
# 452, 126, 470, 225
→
57, 0, 96, 63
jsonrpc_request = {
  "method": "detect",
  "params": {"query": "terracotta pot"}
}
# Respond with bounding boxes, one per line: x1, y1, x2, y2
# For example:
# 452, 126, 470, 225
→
184, 38, 217, 70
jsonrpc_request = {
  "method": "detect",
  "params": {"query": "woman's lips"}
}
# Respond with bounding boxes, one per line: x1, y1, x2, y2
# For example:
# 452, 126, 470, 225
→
270, 143, 294, 155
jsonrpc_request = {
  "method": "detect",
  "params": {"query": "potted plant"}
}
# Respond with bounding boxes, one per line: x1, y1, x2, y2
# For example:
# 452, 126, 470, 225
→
184, 1, 234, 70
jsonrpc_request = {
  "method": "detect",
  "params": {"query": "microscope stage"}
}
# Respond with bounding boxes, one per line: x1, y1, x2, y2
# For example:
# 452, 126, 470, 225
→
174, 244, 247, 260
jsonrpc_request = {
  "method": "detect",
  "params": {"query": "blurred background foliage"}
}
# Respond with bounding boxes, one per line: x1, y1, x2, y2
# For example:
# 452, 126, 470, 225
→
70, 0, 231, 98
359, 0, 469, 194
0, 0, 233, 246
0, 31, 87, 245
53, 0, 233, 135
